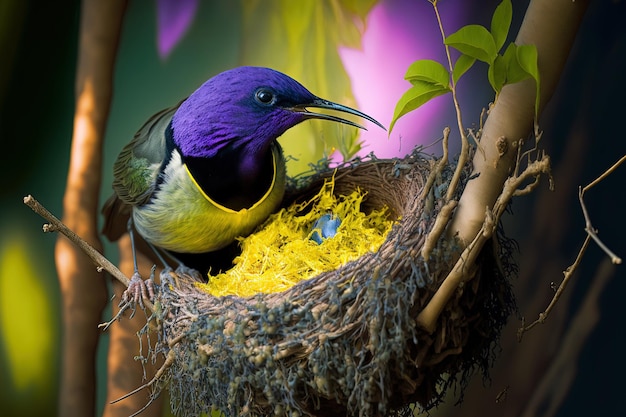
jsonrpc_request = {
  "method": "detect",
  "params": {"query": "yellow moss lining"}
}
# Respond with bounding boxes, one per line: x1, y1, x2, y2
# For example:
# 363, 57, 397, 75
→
196, 177, 395, 297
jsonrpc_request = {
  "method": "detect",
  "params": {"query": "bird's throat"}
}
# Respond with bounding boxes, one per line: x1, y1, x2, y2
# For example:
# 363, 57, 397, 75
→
183, 145, 278, 212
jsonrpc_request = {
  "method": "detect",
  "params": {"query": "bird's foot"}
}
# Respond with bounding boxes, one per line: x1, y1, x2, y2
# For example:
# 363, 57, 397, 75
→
121, 265, 157, 308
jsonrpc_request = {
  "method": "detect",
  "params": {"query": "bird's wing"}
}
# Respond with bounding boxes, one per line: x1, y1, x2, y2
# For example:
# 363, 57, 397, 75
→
112, 105, 179, 206
102, 104, 180, 241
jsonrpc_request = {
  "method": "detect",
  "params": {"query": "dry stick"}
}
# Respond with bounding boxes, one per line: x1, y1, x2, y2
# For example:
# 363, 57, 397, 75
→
111, 350, 175, 406
417, 0, 479, 293
519, 258, 613, 417
417, 156, 551, 333
420, 127, 454, 262
419, 127, 450, 202
108, 351, 176, 417
518, 155, 624, 338
23, 195, 154, 312
581, 154, 626, 192
579, 154, 625, 264
579, 188, 621, 265
517, 235, 591, 340
421, 200, 457, 261
110, 332, 186, 407
99, 305, 131, 332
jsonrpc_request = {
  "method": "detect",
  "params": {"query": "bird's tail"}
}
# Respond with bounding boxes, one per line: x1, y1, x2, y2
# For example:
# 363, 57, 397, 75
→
101, 194, 132, 242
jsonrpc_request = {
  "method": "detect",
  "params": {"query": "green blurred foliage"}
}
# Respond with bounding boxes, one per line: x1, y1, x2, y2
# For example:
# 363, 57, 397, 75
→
240, 0, 377, 172
0, 1, 78, 416
0, 219, 60, 417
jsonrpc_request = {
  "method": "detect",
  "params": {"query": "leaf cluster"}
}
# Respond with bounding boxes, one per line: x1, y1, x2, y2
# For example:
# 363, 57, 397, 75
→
390, 0, 541, 133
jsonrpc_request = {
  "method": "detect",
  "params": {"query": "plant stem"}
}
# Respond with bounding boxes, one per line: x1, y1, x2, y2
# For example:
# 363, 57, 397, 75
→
430, 0, 470, 202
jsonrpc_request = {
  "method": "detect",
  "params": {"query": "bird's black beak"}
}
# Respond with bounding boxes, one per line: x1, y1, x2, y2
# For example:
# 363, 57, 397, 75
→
291, 98, 386, 131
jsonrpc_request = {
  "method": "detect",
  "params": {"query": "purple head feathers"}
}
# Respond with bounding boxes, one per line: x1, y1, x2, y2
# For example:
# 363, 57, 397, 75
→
172, 67, 313, 159
171, 66, 385, 167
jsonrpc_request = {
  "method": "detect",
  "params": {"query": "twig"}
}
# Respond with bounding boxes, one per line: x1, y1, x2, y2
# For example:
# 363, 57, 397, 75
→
578, 154, 624, 264
519, 258, 613, 417
420, 127, 451, 202
111, 348, 176, 406
517, 235, 591, 340
578, 187, 621, 264
421, 199, 457, 261
581, 154, 626, 193
517, 154, 623, 338
25, 194, 129, 286
98, 301, 131, 332
416, 222, 483, 333
23, 194, 155, 311
416, 127, 453, 261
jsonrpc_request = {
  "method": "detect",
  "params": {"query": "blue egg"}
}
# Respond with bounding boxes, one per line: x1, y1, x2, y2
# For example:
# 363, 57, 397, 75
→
310, 214, 342, 244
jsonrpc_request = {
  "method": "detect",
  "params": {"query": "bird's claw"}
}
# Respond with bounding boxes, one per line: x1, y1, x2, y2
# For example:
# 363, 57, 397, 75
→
121, 266, 157, 308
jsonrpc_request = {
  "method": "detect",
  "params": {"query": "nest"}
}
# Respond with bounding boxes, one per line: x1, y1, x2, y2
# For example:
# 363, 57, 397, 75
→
145, 150, 516, 417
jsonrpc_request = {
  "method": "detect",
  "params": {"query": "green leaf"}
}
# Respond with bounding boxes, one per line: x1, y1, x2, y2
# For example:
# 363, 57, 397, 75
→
516, 44, 539, 83
445, 24, 497, 64
502, 43, 530, 84
335, 128, 362, 161
491, 0, 512, 52
488, 54, 507, 93
516, 44, 541, 116
404, 59, 450, 89
452, 54, 476, 85
389, 81, 450, 133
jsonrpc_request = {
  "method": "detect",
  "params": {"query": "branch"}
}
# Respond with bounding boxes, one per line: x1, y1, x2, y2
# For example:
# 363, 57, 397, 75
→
579, 187, 622, 265
517, 235, 590, 339
24, 195, 155, 311
579, 154, 625, 264
518, 153, 624, 338
519, 258, 614, 417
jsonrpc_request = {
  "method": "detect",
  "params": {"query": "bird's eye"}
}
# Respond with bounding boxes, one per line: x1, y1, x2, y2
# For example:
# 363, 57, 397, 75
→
255, 89, 275, 105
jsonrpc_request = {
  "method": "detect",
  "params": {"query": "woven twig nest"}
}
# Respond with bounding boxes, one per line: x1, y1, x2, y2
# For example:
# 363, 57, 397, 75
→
147, 150, 515, 417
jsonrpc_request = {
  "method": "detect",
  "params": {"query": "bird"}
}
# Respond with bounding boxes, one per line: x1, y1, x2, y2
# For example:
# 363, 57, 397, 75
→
102, 66, 385, 303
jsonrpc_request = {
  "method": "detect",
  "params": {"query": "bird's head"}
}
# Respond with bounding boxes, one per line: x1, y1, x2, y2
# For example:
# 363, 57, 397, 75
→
171, 66, 385, 163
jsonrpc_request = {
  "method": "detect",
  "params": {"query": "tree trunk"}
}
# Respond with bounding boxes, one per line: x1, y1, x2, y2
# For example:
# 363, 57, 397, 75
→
449, 0, 589, 245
